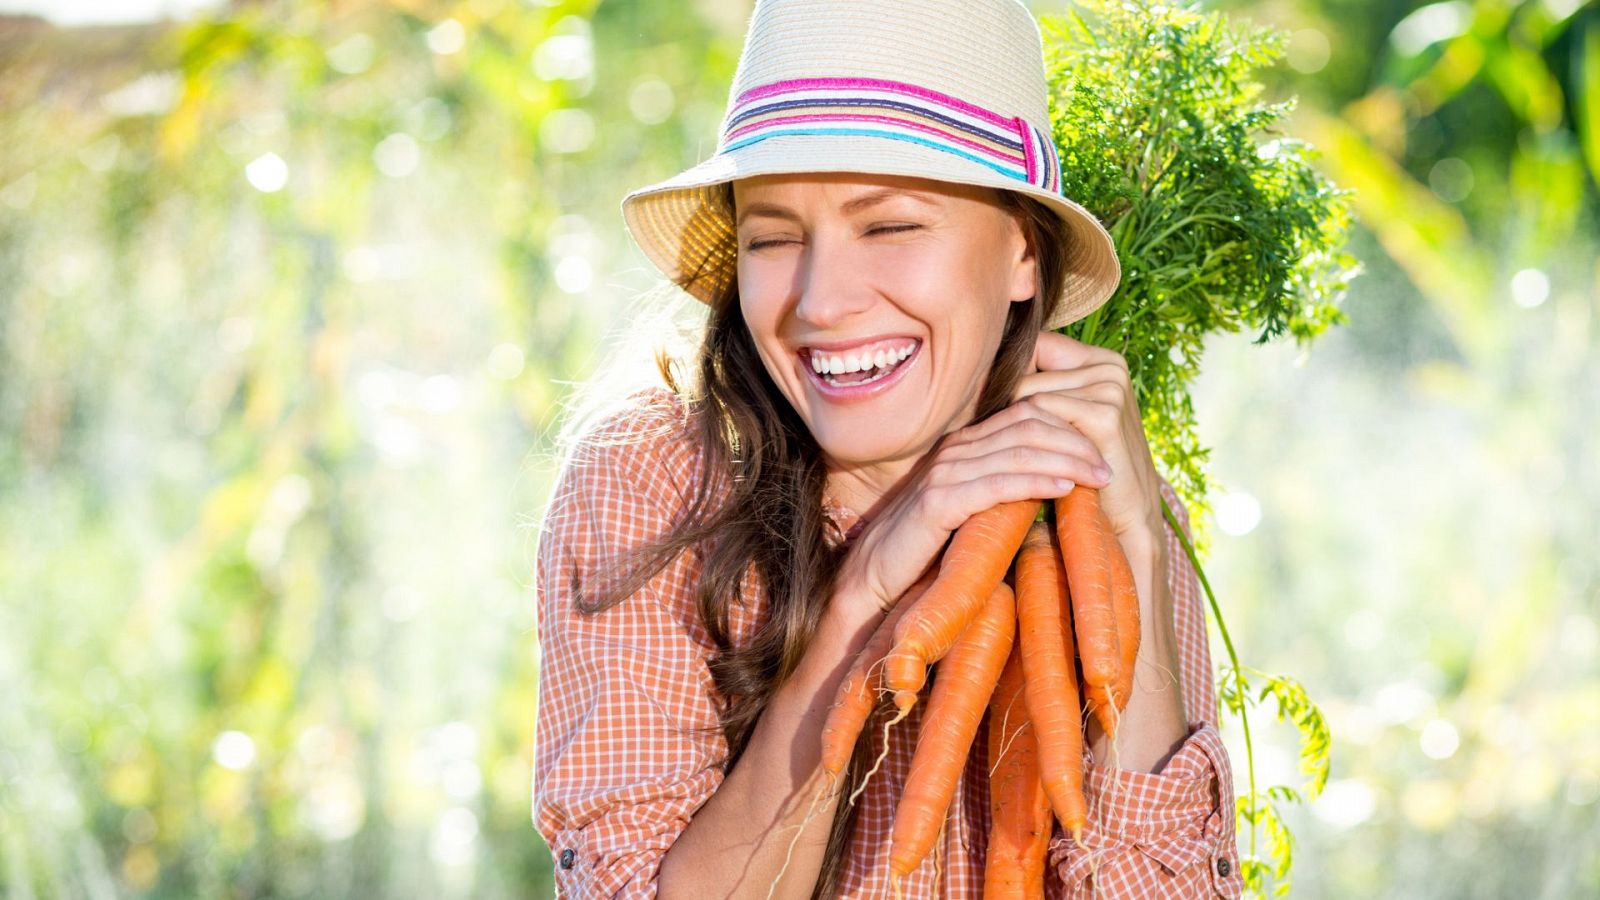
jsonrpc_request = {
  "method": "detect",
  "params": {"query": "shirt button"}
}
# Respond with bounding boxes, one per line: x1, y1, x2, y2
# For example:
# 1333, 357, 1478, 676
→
1216, 857, 1232, 877
559, 849, 576, 870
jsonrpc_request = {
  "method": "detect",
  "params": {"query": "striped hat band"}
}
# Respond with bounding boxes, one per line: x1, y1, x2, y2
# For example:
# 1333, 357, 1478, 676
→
719, 77, 1062, 196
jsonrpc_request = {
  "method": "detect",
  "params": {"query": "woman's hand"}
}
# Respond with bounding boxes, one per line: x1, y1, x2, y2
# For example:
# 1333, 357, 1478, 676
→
837, 386, 1117, 615
1011, 330, 1165, 545
1017, 331, 1189, 769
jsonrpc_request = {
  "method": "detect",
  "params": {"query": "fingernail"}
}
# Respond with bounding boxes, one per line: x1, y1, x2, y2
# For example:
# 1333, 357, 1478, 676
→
1094, 466, 1113, 481
1054, 478, 1075, 492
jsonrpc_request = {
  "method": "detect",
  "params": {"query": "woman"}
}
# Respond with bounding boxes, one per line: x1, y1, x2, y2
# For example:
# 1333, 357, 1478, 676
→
533, 1, 1240, 896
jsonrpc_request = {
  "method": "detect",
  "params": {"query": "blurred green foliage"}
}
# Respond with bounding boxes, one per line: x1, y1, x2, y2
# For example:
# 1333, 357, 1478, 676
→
0, 0, 1596, 898
1, 0, 744, 895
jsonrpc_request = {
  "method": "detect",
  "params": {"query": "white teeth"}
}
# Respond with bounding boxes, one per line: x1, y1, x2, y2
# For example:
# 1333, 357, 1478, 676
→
809, 341, 918, 379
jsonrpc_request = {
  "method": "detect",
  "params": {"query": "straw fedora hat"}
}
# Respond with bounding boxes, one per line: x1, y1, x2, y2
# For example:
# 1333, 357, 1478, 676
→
620, 0, 1121, 330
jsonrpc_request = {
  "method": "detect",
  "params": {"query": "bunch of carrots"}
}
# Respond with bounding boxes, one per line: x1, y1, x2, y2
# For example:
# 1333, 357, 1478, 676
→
820, 486, 1142, 896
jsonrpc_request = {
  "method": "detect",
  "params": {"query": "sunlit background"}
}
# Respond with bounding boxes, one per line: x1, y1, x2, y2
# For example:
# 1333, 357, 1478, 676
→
0, 0, 1596, 897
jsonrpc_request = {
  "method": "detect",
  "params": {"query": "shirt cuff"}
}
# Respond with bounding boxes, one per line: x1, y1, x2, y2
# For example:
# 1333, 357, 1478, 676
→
1050, 722, 1242, 897
549, 818, 682, 899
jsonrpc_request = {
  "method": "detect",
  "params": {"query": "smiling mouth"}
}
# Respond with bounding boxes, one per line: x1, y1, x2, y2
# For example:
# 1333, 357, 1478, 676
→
804, 339, 921, 388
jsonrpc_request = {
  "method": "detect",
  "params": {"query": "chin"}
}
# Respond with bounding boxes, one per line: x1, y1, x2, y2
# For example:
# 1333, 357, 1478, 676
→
808, 418, 926, 469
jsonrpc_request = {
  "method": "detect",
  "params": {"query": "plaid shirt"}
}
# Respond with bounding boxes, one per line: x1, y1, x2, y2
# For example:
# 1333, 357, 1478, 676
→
533, 387, 1242, 898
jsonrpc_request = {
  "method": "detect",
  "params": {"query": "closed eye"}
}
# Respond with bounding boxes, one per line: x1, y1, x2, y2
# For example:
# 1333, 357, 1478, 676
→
745, 224, 920, 252
868, 224, 920, 236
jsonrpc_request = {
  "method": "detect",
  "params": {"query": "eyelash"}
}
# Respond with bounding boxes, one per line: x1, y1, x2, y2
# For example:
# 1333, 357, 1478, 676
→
746, 224, 920, 251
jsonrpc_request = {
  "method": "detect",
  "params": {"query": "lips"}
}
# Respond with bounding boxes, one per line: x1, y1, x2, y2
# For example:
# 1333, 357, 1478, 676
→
800, 338, 922, 402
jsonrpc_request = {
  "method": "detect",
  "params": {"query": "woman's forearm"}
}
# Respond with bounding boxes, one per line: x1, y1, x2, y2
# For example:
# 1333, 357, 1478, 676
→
1084, 522, 1190, 773
656, 581, 885, 900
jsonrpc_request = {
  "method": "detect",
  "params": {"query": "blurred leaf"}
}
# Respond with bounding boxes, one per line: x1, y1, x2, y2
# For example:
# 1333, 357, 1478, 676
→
1581, 19, 1600, 184
1483, 34, 1566, 132
1296, 109, 1498, 364
1510, 128, 1586, 257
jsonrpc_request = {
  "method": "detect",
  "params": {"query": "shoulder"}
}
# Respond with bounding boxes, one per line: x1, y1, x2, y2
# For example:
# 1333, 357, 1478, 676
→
559, 386, 704, 498
542, 386, 710, 555
537, 387, 722, 650
565, 384, 694, 457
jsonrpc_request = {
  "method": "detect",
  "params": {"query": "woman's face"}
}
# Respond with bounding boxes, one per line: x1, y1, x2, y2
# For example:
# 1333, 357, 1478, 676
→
732, 172, 1037, 474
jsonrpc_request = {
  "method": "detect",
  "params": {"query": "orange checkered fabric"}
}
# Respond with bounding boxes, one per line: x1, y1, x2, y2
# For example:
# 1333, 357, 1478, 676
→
533, 387, 1242, 897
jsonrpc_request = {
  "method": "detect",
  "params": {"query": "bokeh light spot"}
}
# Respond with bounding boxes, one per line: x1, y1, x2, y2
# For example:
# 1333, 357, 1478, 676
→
1419, 718, 1460, 760
1510, 268, 1549, 308
487, 343, 526, 381
374, 133, 421, 178
327, 33, 375, 74
245, 153, 288, 193
540, 108, 595, 154
427, 18, 465, 55
1428, 157, 1474, 203
212, 731, 257, 771
629, 77, 675, 124
1312, 778, 1376, 829
1215, 490, 1261, 536
1286, 28, 1331, 74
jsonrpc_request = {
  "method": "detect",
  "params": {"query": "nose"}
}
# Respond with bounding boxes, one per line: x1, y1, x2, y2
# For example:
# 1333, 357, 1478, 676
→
792, 234, 875, 330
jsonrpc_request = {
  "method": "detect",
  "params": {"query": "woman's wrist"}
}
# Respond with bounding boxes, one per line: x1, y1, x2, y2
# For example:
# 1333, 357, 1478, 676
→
833, 542, 899, 617
1085, 514, 1188, 772
822, 568, 897, 658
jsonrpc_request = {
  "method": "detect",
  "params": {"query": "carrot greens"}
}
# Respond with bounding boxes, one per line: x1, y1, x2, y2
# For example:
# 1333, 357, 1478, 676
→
1041, 2, 1357, 895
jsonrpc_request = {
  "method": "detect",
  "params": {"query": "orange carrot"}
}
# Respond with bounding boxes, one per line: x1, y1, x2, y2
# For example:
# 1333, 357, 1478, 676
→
1101, 499, 1141, 733
1083, 679, 1111, 734
1015, 520, 1087, 843
819, 574, 931, 780
984, 641, 1050, 899
1054, 488, 1120, 689
883, 500, 1038, 709
888, 580, 1016, 882
1074, 496, 1143, 739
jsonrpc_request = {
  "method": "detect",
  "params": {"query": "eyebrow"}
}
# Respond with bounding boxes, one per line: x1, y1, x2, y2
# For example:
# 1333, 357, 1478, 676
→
734, 187, 940, 227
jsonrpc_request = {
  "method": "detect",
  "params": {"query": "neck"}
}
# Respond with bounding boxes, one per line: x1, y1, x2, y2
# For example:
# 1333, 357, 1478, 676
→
820, 402, 981, 524
822, 456, 921, 525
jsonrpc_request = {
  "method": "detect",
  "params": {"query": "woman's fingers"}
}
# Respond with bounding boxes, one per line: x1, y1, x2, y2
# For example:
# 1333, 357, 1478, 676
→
1011, 362, 1132, 406
953, 391, 1111, 452
952, 394, 1058, 445
1026, 330, 1129, 380
938, 442, 1111, 495
1019, 391, 1127, 450
938, 419, 1110, 483
912, 472, 1067, 532
944, 399, 1110, 471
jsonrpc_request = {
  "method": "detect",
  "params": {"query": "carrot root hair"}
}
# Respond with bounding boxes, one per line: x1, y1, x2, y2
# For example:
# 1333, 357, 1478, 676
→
848, 703, 909, 807
764, 776, 833, 900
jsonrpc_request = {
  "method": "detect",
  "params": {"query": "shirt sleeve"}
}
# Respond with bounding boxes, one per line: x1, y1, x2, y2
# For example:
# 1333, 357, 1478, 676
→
1047, 478, 1243, 899
531, 390, 727, 899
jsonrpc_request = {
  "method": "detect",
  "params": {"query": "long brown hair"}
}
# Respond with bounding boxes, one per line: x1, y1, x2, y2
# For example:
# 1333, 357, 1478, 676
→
575, 182, 1070, 897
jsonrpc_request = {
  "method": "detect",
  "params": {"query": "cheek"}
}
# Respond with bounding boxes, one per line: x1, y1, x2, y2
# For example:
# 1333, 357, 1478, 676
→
737, 262, 792, 327
736, 288, 790, 379
938, 292, 1016, 396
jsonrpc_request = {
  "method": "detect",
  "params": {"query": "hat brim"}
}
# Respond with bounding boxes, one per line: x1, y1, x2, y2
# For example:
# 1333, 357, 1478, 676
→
620, 133, 1121, 331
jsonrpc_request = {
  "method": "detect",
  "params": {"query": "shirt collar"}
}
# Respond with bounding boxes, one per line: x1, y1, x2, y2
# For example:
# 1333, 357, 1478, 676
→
821, 490, 865, 548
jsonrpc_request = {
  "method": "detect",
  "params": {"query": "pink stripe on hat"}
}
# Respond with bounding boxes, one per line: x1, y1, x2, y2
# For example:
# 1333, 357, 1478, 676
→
736, 76, 1017, 129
